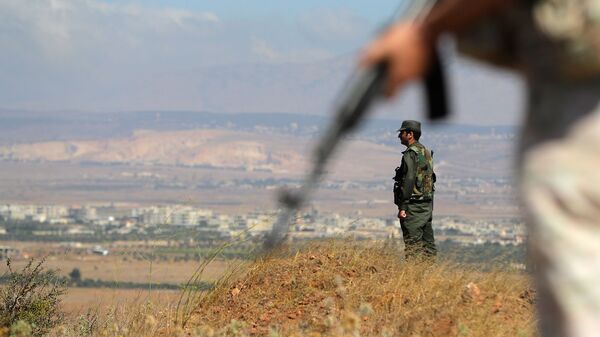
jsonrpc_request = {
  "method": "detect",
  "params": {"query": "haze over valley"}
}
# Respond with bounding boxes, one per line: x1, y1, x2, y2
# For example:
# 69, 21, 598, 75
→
0, 111, 518, 219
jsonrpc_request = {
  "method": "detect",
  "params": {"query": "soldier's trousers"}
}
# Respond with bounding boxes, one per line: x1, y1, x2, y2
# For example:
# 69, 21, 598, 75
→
399, 201, 436, 258
521, 78, 600, 337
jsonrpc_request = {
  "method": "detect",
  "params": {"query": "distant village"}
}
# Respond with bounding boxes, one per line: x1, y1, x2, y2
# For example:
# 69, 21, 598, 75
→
0, 203, 526, 260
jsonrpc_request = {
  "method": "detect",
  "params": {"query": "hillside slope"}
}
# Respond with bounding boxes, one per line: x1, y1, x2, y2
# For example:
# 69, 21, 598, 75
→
0, 128, 402, 180
189, 241, 537, 336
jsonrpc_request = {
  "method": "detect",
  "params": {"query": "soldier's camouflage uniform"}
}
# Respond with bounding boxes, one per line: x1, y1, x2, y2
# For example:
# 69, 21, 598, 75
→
394, 140, 436, 257
458, 0, 600, 335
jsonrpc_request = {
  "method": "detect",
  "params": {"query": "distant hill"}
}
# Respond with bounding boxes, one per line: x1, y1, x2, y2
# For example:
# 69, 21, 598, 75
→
0, 128, 402, 180
0, 109, 517, 145
0, 122, 514, 182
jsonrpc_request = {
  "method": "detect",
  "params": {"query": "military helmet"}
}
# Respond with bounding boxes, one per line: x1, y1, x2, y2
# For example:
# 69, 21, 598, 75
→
397, 120, 421, 133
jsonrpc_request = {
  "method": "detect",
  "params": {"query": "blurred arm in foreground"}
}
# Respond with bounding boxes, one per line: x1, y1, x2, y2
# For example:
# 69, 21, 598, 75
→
365, 1, 600, 336
361, 0, 514, 96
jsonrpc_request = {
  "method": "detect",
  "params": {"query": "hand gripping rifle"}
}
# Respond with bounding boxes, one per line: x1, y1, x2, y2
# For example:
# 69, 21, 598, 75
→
264, 0, 448, 249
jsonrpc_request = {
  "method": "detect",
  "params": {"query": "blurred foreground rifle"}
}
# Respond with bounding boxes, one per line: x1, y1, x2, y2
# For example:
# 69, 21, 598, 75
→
264, 0, 449, 249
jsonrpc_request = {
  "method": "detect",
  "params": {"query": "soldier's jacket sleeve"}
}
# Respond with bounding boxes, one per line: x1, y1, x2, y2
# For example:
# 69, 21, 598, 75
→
398, 151, 417, 210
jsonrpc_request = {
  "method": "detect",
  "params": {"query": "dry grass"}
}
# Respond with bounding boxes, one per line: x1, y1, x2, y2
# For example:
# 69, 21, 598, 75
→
50, 293, 181, 337
60, 288, 179, 316
190, 240, 537, 336
48, 240, 537, 336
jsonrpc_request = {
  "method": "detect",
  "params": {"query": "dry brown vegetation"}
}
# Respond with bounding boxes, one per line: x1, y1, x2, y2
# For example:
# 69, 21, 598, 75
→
60, 288, 179, 316
44, 240, 536, 336
45, 294, 180, 337
188, 240, 537, 336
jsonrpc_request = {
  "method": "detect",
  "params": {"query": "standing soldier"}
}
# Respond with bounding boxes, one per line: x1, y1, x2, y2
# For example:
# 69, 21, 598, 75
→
393, 120, 436, 258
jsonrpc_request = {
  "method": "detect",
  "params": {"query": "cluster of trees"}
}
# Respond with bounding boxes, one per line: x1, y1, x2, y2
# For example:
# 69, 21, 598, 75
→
63, 267, 210, 290
438, 240, 526, 266
0, 218, 231, 245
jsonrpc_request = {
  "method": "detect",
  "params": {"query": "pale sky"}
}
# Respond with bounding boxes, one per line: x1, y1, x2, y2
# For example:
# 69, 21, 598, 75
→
0, 0, 524, 125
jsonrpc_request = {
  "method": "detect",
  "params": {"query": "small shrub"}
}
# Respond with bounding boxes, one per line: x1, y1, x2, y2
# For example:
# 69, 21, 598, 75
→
68, 268, 81, 284
9, 320, 32, 337
0, 258, 67, 337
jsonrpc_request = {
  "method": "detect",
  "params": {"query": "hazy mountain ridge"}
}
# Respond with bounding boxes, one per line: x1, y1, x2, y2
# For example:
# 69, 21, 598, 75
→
0, 129, 310, 174
0, 109, 518, 146
0, 127, 409, 179
0, 124, 513, 185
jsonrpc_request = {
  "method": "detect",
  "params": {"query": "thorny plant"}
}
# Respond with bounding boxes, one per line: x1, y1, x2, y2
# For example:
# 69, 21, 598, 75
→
0, 258, 66, 337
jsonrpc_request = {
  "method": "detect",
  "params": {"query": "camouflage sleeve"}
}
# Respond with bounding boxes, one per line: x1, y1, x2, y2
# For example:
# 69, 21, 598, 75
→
398, 151, 417, 210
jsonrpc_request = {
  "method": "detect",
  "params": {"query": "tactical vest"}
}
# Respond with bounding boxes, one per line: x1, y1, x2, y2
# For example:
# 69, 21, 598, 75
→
407, 142, 435, 201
